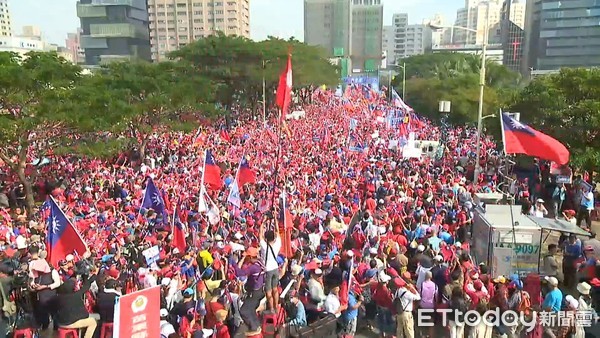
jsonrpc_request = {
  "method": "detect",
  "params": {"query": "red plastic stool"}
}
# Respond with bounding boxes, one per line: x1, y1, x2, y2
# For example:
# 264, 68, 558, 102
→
13, 328, 34, 338
57, 328, 79, 338
100, 323, 114, 338
261, 311, 279, 337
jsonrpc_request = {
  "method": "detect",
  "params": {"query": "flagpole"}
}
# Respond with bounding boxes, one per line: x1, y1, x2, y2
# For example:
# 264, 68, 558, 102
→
270, 107, 284, 231
499, 109, 507, 155
198, 150, 207, 212
139, 177, 149, 216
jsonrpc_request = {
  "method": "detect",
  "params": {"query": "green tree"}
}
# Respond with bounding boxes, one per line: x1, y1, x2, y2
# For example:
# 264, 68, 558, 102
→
0, 52, 93, 214
87, 60, 215, 160
170, 33, 339, 114
511, 68, 600, 171
393, 53, 521, 126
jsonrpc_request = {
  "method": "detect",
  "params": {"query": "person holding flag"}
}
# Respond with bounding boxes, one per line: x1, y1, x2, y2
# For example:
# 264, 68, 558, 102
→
259, 213, 282, 313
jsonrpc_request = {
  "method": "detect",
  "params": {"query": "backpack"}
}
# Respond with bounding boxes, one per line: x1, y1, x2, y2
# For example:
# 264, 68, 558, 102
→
393, 290, 408, 315
518, 291, 532, 317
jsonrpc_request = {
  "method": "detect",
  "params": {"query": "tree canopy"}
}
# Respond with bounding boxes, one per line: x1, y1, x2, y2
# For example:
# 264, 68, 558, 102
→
392, 53, 522, 128
170, 33, 339, 111
0, 52, 86, 211
511, 68, 600, 171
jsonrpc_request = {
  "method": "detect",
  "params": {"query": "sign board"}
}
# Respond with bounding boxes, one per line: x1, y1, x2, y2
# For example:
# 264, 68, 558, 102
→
492, 229, 541, 277
113, 286, 161, 338
142, 245, 160, 266
550, 162, 572, 184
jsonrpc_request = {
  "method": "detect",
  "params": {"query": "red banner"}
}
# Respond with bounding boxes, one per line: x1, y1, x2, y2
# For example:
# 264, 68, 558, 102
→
113, 286, 161, 338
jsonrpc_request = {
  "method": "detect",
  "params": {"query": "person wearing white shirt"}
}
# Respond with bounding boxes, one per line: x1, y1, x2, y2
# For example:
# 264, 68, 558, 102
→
395, 280, 420, 338
307, 269, 327, 308
144, 269, 158, 289
160, 309, 176, 338
324, 286, 346, 318
259, 224, 282, 312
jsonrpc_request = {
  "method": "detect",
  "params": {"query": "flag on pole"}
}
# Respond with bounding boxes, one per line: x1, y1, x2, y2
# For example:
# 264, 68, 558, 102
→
203, 150, 222, 190
227, 179, 241, 208
278, 192, 294, 258
237, 156, 256, 187
276, 53, 293, 121
46, 197, 87, 267
500, 112, 570, 165
392, 88, 413, 113
171, 202, 187, 253
141, 177, 168, 223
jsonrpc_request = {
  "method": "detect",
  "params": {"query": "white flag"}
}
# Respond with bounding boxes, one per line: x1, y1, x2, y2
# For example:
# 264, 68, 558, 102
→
227, 180, 241, 208
198, 185, 209, 213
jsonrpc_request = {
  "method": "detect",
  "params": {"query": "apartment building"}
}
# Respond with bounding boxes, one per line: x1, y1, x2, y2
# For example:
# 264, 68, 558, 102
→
304, 0, 383, 73
148, 0, 250, 62
392, 13, 432, 60
0, 0, 11, 37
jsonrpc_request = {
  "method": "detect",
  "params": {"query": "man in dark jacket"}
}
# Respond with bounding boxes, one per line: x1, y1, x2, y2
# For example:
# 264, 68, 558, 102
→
55, 272, 98, 338
96, 279, 121, 324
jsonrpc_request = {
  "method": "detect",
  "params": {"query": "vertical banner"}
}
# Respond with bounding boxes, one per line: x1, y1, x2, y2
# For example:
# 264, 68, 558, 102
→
113, 286, 161, 338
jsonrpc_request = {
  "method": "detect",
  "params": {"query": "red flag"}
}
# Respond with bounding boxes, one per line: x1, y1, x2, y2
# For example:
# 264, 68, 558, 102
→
278, 193, 294, 258
237, 156, 256, 186
171, 203, 187, 254
219, 128, 231, 143
501, 113, 569, 165
46, 198, 87, 267
203, 150, 222, 190
276, 54, 293, 121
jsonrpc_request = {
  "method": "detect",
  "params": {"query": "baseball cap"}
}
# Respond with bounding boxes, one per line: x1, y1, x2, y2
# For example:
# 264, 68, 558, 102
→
183, 288, 194, 297
545, 276, 559, 286
160, 308, 169, 318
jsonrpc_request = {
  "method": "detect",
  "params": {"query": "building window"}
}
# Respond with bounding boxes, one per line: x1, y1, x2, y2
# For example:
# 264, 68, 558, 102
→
194, 19, 203, 23
179, 35, 188, 39
167, 12, 175, 16
227, 1, 236, 5
158, 28, 166, 32
194, 11, 202, 15
216, 18, 224, 22
157, 20, 165, 24
167, 4, 174, 8
179, 27, 187, 31
157, 12, 165, 16
159, 35, 167, 40
193, 2, 202, 6
215, 10, 223, 14
215, 2, 223, 6
168, 20, 175, 24
177, 3, 187, 8
177, 11, 187, 16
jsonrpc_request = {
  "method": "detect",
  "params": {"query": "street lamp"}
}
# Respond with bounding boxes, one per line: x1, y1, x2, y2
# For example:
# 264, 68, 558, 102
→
428, 2, 489, 180
398, 62, 406, 101
261, 59, 277, 127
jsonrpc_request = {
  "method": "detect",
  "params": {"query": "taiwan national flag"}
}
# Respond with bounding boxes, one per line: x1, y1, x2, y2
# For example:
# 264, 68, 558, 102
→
203, 150, 222, 190
171, 203, 187, 253
237, 156, 256, 187
46, 197, 87, 268
141, 177, 167, 223
501, 112, 570, 165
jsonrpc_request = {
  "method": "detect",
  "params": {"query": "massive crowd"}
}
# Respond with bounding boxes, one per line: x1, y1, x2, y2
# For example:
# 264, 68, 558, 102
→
0, 85, 597, 338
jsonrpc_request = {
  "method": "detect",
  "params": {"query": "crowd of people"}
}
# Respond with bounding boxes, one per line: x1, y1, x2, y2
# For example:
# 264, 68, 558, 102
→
0, 84, 597, 338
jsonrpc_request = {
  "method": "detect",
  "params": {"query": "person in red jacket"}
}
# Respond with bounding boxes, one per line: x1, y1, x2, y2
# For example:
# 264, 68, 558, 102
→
214, 309, 230, 338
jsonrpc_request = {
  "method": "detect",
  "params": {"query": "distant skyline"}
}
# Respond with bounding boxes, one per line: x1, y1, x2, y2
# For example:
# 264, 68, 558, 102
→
11, 0, 463, 46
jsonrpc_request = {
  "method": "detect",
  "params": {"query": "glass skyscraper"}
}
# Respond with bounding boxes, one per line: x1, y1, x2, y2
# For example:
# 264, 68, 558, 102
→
77, 0, 152, 65
528, 0, 600, 70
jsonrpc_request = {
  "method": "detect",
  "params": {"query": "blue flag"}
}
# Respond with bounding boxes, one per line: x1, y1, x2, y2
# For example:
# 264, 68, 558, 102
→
142, 177, 167, 222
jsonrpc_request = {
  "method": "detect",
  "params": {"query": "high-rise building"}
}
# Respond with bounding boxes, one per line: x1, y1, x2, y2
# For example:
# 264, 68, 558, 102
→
77, 0, 152, 65
454, 0, 502, 45
392, 13, 432, 59
382, 25, 395, 66
428, 14, 451, 47
66, 30, 85, 64
21, 25, 42, 40
525, 0, 600, 72
304, 0, 383, 73
501, 0, 525, 72
148, 0, 250, 62
0, 0, 11, 37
